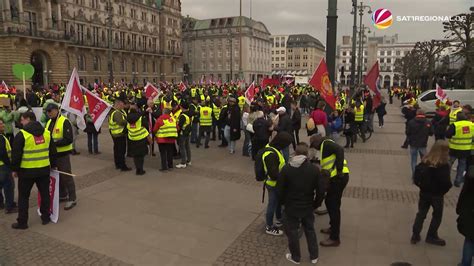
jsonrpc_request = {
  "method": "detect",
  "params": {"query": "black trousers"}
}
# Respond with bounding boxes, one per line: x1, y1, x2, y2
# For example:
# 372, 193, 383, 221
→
412, 194, 444, 238
158, 143, 174, 170
197, 126, 211, 147
17, 175, 50, 225
325, 174, 349, 241
133, 156, 145, 173
284, 211, 319, 262
112, 136, 127, 169
292, 129, 300, 150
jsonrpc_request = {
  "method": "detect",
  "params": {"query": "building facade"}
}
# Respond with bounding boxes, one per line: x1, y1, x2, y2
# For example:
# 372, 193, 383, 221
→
270, 34, 288, 72
182, 16, 271, 83
0, 0, 183, 88
337, 34, 416, 88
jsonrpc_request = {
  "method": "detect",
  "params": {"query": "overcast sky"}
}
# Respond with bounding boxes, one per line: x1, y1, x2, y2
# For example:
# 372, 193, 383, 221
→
182, 0, 472, 45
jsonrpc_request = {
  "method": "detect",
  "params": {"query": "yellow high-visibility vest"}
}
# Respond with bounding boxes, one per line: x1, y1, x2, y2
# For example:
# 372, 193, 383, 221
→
20, 129, 51, 169
212, 104, 221, 120
157, 117, 178, 138
179, 113, 191, 135
449, 120, 473, 151
127, 119, 149, 141
0, 134, 11, 166
45, 115, 73, 153
238, 96, 246, 110
109, 109, 126, 136
320, 139, 350, 178
449, 107, 462, 124
262, 145, 285, 187
355, 105, 364, 122
199, 107, 213, 126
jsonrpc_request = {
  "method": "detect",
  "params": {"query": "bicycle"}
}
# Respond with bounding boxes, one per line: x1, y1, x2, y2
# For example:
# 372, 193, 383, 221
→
355, 120, 372, 142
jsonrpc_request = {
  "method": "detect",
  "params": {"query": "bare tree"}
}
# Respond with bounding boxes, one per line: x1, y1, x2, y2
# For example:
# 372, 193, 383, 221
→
413, 40, 449, 90
443, 13, 474, 89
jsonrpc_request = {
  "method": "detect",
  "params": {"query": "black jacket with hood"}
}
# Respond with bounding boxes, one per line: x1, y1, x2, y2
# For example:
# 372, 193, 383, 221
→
11, 121, 57, 178
277, 156, 325, 217
406, 115, 433, 148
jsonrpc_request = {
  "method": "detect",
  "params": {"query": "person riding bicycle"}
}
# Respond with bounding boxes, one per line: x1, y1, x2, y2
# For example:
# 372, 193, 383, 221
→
354, 100, 366, 142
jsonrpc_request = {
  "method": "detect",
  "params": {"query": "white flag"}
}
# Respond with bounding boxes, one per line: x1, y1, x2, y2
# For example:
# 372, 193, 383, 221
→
61, 68, 86, 130
37, 170, 60, 223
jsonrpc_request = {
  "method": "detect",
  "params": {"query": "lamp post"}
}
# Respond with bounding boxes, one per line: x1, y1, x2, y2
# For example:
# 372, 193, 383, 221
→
106, 0, 114, 84
357, 25, 371, 85
350, 0, 358, 96
356, 1, 372, 85
326, 0, 338, 89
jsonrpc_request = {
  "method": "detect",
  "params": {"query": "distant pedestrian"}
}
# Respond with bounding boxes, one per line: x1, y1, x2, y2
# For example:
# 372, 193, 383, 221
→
310, 101, 328, 137
290, 101, 302, 150
406, 110, 433, 175
343, 106, 356, 148
411, 140, 452, 246
275, 107, 293, 162
375, 97, 387, 128
277, 142, 324, 264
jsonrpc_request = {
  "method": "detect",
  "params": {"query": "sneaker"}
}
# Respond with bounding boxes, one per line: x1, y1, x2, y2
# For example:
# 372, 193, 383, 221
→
275, 220, 283, 228
265, 226, 283, 236
64, 201, 77, 211
176, 163, 187, 169
186, 161, 192, 166
59, 197, 68, 203
311, 258, 319, 264
285, 253, 300, 265
11, 223, 28, 230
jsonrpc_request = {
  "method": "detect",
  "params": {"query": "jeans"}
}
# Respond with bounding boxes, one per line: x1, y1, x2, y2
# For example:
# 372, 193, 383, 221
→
410, 147, 427, 174
191, 123, 199, 143
284, 211, 319, 262
0, 165, 14, 209
178, 135, 191, 164
325, 174, 349, 241
364, 113, 374, 132
281, 146, 289, 163
461, 238, 474, 266
266, 185, 282, 227
412, 194, 444, 238
87, 132, 99, 153
450, 156, 467, 185
224, 125, 236, 153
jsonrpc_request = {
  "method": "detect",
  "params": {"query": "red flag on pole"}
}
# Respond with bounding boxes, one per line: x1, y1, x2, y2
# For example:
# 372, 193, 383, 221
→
244, 82, 255, 105
309, 59, 337, 110
179, 81, 187, 92
364, 61, 382, 110
61, 68, 86, 130
144, 82, 160, 100
83, 88, 113, 131
435, 83, 447, 101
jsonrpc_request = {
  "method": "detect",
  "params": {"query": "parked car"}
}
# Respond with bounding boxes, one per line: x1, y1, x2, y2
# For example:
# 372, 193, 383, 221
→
417, 89, 474, 116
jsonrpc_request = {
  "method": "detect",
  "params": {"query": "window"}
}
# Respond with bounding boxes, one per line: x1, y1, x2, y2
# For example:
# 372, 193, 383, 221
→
281, 50, 285, 55
396, 50, 401, 56
91, 0, 99, 8
387, 51, 392, 56
77, 55, 86, 71
151, 15, 156, 24
276, 64, 279, 68
387, 58, 392, 64
142, 12, 146, 21
92, 56, 100, 71
342, 59, 346, 64
380, 58, 385, 63
276, 51, 280, 55
272, 51, 274, 55
143, 60, 147, 73
25, 11, 38, 36
152, 61, 157, 73
288, 63, 293, 67
281, 64, 285, 68
281, 57, 284, 61
380, 51, 385, 56
121, 58, 126, 72
342, 51, 347, 56
303, 48, 308, 52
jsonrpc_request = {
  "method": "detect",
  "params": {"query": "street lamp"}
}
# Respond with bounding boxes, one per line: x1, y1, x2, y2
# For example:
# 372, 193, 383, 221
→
355, 1, 372, 85
357, 25, 371, 85
106, 0, 114, 84
350, 0, 358, 95
228, 31, 233, 82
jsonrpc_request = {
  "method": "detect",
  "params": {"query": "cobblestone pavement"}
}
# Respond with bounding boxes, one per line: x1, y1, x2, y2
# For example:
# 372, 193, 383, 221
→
0, 221, 130, 266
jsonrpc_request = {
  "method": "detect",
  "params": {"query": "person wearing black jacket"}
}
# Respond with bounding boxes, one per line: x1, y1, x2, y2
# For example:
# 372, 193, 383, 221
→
457, 153, 474, 266
0, 118, 16, 214
11, 112, 57, 229
176, 103, 192, 168
277, 142, 324, 264
251, 111, 272, 160
290, 101, 301, 151
276, 107, 293, 162
431, 106, 449, 140
343, 107, 357, 148
411, 140, 452, 246
222, 98, 241, 154
406, 110, 433, 174
143, 99, 161, 156
45, 104, 77, 210
401, 105, 418, 148
126, 107, 149, 175
310, 134, 349, 247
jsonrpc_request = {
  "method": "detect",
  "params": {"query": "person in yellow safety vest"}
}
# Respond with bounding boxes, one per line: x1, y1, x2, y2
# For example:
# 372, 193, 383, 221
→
126, 107, 150, 176
190, 87, 197, 98
0, 118, 16, 214
310, 134, 350, 247
446, 112, 473, 187
354, 101, 366, 142
238, 94, 246, 111
153, 108, 178, 171
44, 103, 77, 210
196, 101, 212, 149
189, 97, 200, 144
175, 102, 192, 169
109, 98, 132, 172
200, 93, 210, 104
11, 111, 57, 229
449, 100, 462, 124
211, 99, 222, 141
162, 96, 173, 111
266, 94, 275, 107
261, 131, 292, 236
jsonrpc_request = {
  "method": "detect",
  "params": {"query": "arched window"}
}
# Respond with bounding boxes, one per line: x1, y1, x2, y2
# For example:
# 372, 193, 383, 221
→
77, 55, 86, 71
93, 56, 101, 71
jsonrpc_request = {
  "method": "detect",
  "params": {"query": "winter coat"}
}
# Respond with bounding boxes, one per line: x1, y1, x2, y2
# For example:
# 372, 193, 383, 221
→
277, 156, 325, 217
375, 102, 387, 117
253, 117, 272, 142
84, 113, 101, 134
276, 113, 293, 135
406, 115, 433, 148
457, 155, 474, 239
223, 104, 241, 141
153, 114, 177, 144
291, 108, 302, 131
126, 112, 149, 157
344, 111, 357, 135
431, 110, 449, 138
418, 163, 452, 196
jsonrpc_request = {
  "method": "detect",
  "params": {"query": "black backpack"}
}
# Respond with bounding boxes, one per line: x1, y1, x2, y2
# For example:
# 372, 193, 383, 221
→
413, 162, 431, 188
254, 146, 275, 182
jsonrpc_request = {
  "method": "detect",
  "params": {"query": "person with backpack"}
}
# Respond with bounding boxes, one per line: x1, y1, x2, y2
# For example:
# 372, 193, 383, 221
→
411, 140, 452, 246
255, 132, 292, 236
277, 142, 324, 264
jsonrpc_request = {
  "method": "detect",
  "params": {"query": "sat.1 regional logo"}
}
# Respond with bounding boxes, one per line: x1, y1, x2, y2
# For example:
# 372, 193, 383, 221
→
372, 8, 393, 29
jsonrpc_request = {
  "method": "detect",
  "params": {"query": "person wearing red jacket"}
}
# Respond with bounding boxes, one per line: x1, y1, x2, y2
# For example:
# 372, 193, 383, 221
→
153, 108, 178, 171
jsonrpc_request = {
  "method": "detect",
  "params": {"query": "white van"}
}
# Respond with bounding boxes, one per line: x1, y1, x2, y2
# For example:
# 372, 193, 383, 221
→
417, 89, 474, 115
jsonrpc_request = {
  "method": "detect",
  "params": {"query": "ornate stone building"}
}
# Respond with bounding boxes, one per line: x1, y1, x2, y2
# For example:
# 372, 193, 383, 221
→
0, 0, 183, 88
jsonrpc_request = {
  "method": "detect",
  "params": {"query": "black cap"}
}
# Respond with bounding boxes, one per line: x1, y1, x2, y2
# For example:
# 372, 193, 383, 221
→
45, 103, 59, 112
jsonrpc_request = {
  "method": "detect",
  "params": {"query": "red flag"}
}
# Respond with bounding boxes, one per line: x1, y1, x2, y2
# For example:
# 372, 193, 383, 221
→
245, 82, 256, 105
309, 59, 336, 110
61, 68, 86, 130
144, 82, 160, 100
436, 83, 447, 101
1, 81, 9, 93
261, 78, 280, 88
179, 81, 187, 92
83, 88, 112, 131
364, 61, 382, 110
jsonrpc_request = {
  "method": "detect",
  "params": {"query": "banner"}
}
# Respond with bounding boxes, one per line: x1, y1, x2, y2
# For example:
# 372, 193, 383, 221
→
83, 88, 113, 131
61, 68, 86, 130
436, 83, 447, 101
144, 82, 160, 100
178, 81, 187, 92
261, 78, 280, 88
309, 59, 336, 110
37, 170, 60, 223
244, 82, 256, 105
364, 61, 382, 110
